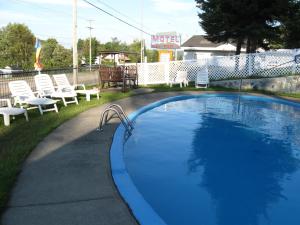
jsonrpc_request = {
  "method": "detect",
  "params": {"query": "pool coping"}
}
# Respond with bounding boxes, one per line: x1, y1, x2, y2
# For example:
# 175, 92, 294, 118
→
110, 92, 300, 225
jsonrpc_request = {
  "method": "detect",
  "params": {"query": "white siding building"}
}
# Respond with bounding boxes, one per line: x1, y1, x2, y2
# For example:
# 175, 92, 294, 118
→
181, 35, 246, 60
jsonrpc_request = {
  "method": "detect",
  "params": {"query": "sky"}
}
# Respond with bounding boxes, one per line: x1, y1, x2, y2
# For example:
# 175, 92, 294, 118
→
0, 0, 204, 48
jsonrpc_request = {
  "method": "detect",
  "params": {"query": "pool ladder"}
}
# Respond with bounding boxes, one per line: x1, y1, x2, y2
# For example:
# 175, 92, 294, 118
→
98, 104, 134, 134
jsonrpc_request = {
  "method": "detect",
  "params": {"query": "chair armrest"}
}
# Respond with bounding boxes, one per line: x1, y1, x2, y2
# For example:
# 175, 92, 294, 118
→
0, 98, 12, 107
74, 84, 86, 90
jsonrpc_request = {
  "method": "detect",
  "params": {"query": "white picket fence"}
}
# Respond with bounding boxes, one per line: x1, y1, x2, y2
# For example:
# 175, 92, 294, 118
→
135, 49, 300, 85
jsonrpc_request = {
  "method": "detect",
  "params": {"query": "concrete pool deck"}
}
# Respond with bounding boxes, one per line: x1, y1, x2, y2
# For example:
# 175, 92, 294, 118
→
1, 92, 191, 225
2, 91, 300, 225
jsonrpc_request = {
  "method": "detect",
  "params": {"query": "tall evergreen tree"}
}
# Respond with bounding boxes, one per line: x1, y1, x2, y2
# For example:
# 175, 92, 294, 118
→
280, 0, 300, 48
196, 0, 290, 54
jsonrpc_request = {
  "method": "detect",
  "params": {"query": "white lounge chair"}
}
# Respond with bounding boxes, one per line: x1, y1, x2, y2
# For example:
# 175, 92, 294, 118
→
53, 74, 100, 101
170, 71, 188, 88
34, 74, 78, 106
195, 67, 209, 88
0, 98, 28, 126
8, 80, 58, 115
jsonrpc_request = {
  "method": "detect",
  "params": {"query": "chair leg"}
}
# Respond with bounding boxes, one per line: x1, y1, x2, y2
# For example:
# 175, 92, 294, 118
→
54, 104, 58, 113
38, 105, 43, 115
24, 111, 29, 121
62, 98, 67, 106
86, 93, 91, 101
4, 114, 10, 126
75, 97, 79, 105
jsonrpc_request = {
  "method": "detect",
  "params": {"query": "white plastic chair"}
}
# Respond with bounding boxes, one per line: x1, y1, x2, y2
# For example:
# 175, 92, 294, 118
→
195, 67, 209, 88
170, 71, 188, 88
53, 74, 100, 101
0, 99, 28, 126
34, 74, 78, 106
8, 80, 58, 115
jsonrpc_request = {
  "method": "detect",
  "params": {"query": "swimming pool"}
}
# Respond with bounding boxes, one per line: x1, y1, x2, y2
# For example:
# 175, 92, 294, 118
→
111, 94, 300, 225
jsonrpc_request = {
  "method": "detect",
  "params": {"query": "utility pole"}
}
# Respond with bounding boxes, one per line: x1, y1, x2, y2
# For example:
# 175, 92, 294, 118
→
140, 0, 144, 63
72, 0, 78, 85
87, 20, 94, 71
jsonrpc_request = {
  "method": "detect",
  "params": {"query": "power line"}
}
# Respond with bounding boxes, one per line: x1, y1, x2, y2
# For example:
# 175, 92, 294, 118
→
94, 0, 155, 33
10, 0, 88, 21
81, 0, 152, 36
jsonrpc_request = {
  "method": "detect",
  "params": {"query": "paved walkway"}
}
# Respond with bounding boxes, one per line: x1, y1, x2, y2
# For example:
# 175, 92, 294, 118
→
1, 92, 184, 225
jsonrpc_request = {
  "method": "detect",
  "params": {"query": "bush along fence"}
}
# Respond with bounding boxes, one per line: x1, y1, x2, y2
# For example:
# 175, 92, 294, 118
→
136, 49, 300, 85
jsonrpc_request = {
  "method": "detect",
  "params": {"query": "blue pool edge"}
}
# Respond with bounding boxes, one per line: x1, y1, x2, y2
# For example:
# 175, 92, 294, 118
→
109, 93, 300, 225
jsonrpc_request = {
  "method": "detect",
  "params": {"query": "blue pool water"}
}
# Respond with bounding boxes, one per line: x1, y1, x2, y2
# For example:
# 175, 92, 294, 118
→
113, 94, 300, 225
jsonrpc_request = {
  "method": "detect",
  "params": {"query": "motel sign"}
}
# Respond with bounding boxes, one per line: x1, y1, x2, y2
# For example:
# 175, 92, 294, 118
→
151, 32, 181, 49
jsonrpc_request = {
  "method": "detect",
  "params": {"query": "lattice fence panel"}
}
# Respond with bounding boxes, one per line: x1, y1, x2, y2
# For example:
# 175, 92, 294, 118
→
137, 62, 166, 84
137, 50, 299, 85
208, 54, 248, 80
169, 59, 207, 82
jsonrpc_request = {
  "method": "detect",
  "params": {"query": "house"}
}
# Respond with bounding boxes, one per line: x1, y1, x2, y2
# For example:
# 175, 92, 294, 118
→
98, 51, 132, 65
181, 35, 246, 60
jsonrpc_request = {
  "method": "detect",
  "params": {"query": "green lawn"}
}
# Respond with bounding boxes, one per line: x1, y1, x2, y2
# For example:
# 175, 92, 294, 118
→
277, 92, 300, 99
0, 85, 299, 214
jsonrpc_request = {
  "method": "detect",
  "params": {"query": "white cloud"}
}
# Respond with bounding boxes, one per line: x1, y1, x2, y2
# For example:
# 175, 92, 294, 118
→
151, 0, 195, 13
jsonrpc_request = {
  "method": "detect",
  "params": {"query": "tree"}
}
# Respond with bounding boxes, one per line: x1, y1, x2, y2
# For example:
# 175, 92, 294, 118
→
103, 37, 129, 52
41, 38, 72, 69
51, 45, 72, 68
280, 1, 300, 48
0, 23, 35, 69
41, 38, 58, 68
128, 40, 141, 63
196, 0, 290, 54
77, 38, 100, 65
146, 49, 159, 62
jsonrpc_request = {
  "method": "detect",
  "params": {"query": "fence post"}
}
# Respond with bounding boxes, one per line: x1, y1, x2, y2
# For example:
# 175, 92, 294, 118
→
164, 62, 170, 85
292, 49, 297, 75
247, 53, 254, 76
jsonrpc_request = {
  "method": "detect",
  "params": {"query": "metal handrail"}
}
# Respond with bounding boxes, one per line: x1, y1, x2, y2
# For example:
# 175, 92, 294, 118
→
104, 104, 133, 127
98, 104, 133, 133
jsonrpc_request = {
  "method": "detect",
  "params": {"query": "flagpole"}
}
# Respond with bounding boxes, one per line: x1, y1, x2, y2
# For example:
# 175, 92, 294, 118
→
72, 0, 78, 85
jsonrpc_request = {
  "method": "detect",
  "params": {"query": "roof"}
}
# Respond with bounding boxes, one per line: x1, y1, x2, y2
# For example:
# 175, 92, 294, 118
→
98, 51, 138, 55
103, 54, 130, 61
181, 35, 233, 48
